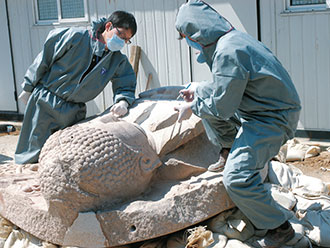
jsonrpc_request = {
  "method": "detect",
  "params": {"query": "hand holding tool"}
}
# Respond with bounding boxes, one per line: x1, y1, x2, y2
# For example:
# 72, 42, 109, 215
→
176, 83, 191, 100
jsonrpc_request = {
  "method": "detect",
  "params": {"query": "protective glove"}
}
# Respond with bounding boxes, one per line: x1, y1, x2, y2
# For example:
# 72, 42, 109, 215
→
174, 101, 193, 123
178, 82, 199, 102
110, 100, 129, 117
18, 91, 32, 105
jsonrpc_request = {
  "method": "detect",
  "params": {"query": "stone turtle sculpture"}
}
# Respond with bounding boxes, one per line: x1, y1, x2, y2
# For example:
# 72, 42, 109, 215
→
0, 86, 235, 247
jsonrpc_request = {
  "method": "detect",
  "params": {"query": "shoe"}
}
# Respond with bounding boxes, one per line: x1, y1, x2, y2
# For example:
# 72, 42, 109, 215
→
252, 221, 295, 248
0, 124, 16, 133
208, 148, 230, 172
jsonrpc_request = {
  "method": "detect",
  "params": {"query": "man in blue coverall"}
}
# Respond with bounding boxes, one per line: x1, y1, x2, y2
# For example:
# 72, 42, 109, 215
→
174, 1, 301, 247
16, 11, 137, 164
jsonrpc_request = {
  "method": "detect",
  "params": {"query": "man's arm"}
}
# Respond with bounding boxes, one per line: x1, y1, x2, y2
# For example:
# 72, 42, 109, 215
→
111, 59, 137, 106
22, 28, 81, 93
192, 53, 248, 120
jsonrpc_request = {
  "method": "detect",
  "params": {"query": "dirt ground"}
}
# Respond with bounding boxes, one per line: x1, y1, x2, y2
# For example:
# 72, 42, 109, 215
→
287, 150, 330, 183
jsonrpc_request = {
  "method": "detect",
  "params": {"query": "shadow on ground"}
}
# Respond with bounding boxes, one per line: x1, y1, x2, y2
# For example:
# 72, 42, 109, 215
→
0, 154, 13, 164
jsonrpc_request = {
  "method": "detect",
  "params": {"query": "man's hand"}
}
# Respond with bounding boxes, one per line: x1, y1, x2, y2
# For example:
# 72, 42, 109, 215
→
174, 102, 193, 123
110, 100, 129, 117
178, 82, 198, 102
18, 91, 32, 105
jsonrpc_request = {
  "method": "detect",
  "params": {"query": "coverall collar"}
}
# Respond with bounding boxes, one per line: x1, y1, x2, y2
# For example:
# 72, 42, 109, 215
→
90, 17, 108, 57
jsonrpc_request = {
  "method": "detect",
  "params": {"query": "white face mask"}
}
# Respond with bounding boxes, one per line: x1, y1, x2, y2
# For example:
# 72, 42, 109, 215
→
106, 33, 125, 51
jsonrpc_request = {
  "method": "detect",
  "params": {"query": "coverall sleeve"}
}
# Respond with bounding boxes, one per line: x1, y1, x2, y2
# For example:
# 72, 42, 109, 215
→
191, 52, 249, 120
111, 59, 137, 106
22, 28, 82, 93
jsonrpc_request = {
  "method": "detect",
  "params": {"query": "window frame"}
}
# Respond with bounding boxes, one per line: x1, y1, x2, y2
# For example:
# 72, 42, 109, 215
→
285, 0, 330, 12
34, 0, 89, 25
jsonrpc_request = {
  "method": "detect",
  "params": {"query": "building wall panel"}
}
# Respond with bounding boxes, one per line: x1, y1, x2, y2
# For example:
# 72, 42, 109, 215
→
302, 15, 318, 129
0, 0, 16, 111
315, 14, 330, 129
260, 0, 330, 131
288, 15, 305, 127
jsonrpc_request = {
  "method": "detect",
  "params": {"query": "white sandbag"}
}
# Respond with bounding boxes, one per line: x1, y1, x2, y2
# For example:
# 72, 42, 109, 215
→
224, 239, 253, 248
268, 161, 302, 189
292, 175, 329, 197
265, 183, 297, 210
295, 195, 330, 213
297, 209, 330, 247
305, 146, 321, 159
286, 216, 306, 246
207, 208, 254, 242
274, 143, 288, 163
0, 239, 5, 248
3, 229, 56, 248
285, 139, 307, 162
295, 194, 330, 247
268, 161, 328, 197
285, 139, 320, 162
286, 149, 306, 162
207, 209, 234, 231
208, 233, 227, 248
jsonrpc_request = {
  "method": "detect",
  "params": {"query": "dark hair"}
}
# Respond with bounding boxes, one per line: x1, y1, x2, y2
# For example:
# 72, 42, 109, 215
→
105, 11, 137, 36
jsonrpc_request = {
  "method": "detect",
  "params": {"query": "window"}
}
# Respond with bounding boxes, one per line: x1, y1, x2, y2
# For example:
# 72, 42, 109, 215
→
286, 0, 329, 12
291, 0, 326, 5
35, 0, 88, 24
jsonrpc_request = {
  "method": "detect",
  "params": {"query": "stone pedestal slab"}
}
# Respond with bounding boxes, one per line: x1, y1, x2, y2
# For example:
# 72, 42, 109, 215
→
0, 166, 234, 247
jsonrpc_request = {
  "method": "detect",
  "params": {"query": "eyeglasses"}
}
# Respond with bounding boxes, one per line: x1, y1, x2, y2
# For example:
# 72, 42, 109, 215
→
178, 32, 185, 40
115, 27, 132, 44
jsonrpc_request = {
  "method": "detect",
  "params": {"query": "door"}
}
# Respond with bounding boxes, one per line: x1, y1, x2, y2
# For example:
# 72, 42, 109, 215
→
0, 0, 17, 112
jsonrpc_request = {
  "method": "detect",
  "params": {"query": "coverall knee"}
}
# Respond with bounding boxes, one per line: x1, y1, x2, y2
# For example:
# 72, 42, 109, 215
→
202, 114, 240, 149
222, 118, 292, 229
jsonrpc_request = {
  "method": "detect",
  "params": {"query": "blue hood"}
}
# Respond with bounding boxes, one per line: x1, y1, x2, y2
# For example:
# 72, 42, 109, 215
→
175, 0, 233, 46
91, 17, 107, 36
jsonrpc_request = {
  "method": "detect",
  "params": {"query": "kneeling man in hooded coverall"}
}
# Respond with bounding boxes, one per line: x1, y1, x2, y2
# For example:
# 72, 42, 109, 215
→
174, 1, 301, 247
16, 11, 137, 164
